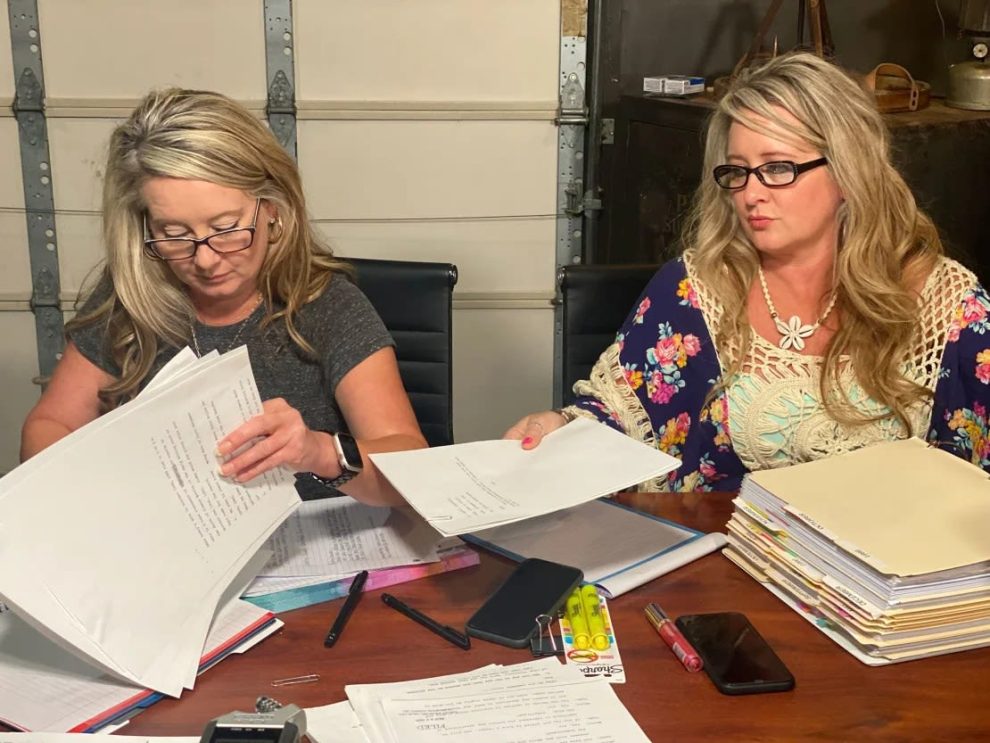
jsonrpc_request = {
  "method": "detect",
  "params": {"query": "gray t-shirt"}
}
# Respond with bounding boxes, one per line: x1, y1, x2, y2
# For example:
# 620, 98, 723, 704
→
70, 273, 394, 435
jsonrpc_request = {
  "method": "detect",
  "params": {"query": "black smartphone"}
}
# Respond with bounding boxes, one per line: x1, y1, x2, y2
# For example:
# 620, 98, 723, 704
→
675, 612, 795, 695
466, 558, 583, 648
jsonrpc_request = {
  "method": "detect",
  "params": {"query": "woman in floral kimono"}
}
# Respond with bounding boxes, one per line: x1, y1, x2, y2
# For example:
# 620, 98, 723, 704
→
505, 52, 990, 492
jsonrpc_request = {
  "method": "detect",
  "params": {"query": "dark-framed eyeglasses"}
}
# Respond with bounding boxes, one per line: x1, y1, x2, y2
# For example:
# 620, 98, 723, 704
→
143, 199, 262, 261
712, 157, 829, 190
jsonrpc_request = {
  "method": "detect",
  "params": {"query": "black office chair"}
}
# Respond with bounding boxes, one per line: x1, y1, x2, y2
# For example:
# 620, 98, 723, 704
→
348, 257, 458, 448
558, 263, 657, 406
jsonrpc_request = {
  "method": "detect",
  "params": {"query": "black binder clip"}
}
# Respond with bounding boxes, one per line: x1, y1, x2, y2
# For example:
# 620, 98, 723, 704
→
530, 613, 564, 657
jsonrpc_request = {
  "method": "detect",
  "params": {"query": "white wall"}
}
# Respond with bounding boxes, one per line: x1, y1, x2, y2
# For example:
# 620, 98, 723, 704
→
0, 0, 564, 472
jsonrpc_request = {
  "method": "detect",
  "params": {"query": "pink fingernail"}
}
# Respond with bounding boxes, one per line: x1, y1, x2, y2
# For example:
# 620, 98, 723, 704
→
522, 437, 533, 446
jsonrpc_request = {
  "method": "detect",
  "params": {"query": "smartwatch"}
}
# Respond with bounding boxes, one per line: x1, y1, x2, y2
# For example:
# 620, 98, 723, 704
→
332, 432, 363, 475
298, 431, 363, 496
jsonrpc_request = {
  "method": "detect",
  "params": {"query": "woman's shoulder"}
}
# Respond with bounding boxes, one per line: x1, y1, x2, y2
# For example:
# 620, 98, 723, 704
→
923, 256, 980, 306
302, 270, 371, 314
641, 255, 692, 296
296, 270, 389, 340
74, 268, 116, 314
627, 253, 712, 336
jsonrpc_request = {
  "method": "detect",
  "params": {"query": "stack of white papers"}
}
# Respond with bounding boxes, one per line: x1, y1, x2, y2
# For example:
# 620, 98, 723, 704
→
725, 438, 990, 664
0, 597, 281, 732
0, 346, 299, 702
244, 498, 448, 597
370, 418, 681, 536
335, 658, 649, 743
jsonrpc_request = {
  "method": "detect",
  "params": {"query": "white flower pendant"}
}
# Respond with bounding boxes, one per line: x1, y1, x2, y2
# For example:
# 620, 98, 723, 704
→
773, 315, 816, 351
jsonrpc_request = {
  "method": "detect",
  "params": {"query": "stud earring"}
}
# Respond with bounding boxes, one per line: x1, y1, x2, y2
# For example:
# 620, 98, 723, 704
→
268, 215, 284, 244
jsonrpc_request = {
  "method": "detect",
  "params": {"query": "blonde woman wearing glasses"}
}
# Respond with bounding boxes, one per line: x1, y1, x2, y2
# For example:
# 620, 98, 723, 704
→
506, 52, 990, 491
20, 89, 426, 506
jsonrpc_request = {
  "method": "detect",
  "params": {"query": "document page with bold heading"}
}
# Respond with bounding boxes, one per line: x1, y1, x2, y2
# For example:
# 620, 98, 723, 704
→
0, 347, 299, 696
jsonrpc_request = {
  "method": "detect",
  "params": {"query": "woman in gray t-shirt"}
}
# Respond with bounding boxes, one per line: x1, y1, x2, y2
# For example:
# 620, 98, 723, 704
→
20, 89, 426, 508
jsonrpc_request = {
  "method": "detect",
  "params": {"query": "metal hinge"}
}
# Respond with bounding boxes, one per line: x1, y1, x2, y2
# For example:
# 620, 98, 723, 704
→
564, 178, 602, 216
555, 72, 588, 126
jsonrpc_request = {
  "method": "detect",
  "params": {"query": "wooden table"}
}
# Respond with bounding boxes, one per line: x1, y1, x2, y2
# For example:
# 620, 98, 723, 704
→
122, 493, 990, 742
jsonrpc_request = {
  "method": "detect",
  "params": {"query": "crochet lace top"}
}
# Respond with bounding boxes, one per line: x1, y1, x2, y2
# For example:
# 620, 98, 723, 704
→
698, 257, 975, 471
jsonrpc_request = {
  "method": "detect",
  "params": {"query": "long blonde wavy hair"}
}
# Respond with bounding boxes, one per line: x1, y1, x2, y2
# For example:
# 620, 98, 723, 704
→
68, 88, 350, 409
686, 52, 943, 432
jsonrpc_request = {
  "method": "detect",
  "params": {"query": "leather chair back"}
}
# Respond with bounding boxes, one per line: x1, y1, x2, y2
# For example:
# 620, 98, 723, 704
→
348, 257, 458, 447
558, 263, 657, 406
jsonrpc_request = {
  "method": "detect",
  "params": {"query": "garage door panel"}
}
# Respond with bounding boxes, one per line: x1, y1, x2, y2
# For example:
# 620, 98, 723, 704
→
0, 312, 42, 473
298, 119, 558, 220
295, 0, 559, 103
39, 0, 266, 103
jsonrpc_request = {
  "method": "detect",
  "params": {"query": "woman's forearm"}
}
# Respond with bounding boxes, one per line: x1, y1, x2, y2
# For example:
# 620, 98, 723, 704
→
338, 432, 428, 507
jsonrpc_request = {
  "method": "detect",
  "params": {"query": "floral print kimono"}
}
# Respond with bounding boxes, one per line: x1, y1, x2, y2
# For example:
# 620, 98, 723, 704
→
563, 253, 990, 492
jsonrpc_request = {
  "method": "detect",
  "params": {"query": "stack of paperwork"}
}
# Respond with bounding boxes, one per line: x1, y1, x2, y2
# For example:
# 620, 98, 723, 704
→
0, 347, 299, 729
241, 497, 482, 614
725, 438, 990, 664
244, 497, 448, 597
339, 657, 650, 742
370, 418, 681, 536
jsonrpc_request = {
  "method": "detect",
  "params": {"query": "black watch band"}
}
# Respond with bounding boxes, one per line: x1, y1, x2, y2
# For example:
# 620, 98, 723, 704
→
296, 429, 362, 498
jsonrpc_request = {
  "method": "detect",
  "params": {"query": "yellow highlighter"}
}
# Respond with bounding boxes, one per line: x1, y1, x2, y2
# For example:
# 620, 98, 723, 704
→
566, 589, 591, 650
580, 584, 610, 651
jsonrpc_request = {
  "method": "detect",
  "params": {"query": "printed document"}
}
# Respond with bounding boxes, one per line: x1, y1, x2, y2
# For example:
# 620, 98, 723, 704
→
260, 498, 441, 577
306, 701, 371, 743
0, 598, 278, 732
345, 658, 648, 743
383, 678, 648, 742
0, 347, 299, 697
370, 418, 680, 536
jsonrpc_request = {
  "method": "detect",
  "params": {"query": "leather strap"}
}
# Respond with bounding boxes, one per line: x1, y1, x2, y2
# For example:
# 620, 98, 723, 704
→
863, 63, 930, 112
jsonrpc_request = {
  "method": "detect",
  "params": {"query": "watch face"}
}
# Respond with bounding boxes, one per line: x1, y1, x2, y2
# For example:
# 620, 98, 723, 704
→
335, 432, 363, 472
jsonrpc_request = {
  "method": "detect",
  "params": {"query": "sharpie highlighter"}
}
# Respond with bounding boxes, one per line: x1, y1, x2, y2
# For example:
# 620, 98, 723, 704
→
580, 584, 611, 651
566, 590, 591, 650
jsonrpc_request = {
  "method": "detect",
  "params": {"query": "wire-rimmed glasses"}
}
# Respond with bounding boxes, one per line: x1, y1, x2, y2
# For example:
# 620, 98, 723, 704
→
712, 157, 828, 190
143, 199, 262, 261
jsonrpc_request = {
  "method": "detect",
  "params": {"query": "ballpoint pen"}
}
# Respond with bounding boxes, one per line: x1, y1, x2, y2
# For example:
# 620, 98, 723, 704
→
644, 602, 703, 672
324, 570, 369, 648
381, 593, 471, 650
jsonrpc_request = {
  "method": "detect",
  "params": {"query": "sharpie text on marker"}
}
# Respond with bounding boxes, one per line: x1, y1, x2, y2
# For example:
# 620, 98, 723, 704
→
644, 603, 703, 672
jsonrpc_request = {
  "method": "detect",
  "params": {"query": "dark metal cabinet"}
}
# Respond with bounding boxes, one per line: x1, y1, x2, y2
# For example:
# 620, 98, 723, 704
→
599, 93, 990, 283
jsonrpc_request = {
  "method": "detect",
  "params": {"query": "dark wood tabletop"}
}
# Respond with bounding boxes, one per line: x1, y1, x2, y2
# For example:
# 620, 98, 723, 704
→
121, 492, 990, 742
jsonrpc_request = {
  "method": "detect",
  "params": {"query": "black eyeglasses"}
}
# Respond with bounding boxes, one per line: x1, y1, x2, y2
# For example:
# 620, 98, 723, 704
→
143, 199, 262, 261
712, 157, 828, 190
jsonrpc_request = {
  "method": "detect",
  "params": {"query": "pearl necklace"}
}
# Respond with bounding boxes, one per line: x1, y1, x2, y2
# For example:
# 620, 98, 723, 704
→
190, 294, 263, 358
757, 266, 837, 352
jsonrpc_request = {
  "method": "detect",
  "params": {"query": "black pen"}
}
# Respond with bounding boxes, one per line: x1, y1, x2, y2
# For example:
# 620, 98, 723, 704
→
324, 570, 369, 648
381, 593, 471, 650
